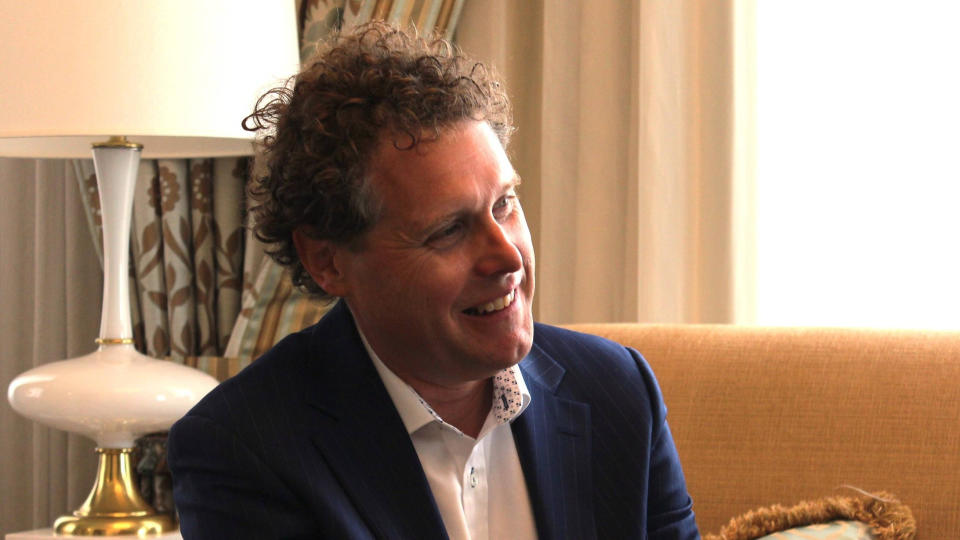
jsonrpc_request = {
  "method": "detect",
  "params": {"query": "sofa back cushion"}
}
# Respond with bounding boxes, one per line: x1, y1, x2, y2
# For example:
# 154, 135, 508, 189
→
564, 324, 960, 538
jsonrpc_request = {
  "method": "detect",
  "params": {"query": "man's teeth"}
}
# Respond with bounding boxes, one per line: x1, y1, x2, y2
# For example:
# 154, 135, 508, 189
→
470, 290, 515, 315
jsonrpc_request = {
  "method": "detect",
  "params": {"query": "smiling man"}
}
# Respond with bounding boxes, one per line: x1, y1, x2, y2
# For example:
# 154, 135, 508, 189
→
168, 22, 699, 540
303, 121, 535, 421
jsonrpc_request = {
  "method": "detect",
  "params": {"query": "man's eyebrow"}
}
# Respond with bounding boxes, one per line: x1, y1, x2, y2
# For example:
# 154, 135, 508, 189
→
414, 207, 467, 239
415, 175, 522, 238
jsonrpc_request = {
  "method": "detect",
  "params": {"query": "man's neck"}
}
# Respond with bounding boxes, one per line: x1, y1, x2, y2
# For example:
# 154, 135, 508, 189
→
407, 377, 493, 439
348, 305, 495, 438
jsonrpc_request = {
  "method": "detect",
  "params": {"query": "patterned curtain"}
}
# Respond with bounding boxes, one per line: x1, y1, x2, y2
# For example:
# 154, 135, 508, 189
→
300, 0, 467, 58
74, 158, 247, 361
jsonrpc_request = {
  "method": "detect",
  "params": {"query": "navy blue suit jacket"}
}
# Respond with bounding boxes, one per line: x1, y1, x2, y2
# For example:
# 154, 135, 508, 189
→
168, 302, 699, 539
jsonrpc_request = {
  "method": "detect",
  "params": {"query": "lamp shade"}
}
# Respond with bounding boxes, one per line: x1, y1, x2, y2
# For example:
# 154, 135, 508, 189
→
0, 0, 300, 158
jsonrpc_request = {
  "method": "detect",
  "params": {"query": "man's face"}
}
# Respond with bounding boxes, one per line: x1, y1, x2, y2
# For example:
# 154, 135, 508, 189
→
336, 120, 535, 386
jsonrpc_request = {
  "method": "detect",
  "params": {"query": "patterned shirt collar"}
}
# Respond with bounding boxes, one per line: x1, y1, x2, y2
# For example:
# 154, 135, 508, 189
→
355, 318, 531, 436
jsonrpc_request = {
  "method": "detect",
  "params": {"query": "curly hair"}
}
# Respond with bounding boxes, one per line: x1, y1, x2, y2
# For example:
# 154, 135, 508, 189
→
244, 21, 514, 298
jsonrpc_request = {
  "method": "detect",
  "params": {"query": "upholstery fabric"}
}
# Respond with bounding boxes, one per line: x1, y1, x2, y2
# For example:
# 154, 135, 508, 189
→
565, 324, 960, 539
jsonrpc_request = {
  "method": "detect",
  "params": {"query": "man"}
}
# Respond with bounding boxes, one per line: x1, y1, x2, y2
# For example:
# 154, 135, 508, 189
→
168, 22, 699, 540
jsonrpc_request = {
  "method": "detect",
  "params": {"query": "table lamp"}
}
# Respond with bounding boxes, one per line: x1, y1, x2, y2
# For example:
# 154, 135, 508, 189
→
0, 1, 299, 535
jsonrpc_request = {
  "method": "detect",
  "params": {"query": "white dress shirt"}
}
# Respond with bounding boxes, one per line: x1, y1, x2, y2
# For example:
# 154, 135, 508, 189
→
358, 329, 538, 540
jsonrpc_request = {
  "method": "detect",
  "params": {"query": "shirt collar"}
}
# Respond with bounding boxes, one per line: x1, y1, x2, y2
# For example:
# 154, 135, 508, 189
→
354, 318, 531, 436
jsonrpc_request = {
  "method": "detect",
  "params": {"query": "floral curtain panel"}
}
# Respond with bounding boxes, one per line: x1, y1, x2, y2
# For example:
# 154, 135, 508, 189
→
74, 158, 247, 360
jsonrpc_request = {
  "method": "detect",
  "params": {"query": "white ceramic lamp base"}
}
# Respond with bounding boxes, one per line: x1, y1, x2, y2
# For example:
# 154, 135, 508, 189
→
7, 345, 218, 448
7, 140, 218, 448
6, 140, 218, 535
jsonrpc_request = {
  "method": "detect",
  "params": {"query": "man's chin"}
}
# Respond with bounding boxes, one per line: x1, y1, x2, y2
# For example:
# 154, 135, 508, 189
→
488, 334, 534, 369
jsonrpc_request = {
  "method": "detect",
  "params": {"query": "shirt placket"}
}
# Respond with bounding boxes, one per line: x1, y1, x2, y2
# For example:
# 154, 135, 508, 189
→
461, 438, 488, 540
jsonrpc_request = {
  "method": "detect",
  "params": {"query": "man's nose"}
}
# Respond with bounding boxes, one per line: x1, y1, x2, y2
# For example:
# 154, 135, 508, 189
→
474, 220, 523, 277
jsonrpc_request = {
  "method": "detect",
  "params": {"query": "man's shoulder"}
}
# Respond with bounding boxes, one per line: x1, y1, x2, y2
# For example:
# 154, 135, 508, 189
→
532, 322, 621, 349
531, 322, 639, 370
179, 324, 321, 425
243, 321, 318, 371
527, 322, 663, 412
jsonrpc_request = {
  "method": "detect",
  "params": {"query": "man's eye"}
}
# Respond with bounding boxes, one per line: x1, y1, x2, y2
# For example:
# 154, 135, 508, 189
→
427, 222, 464, 247
493, 195, 516, 220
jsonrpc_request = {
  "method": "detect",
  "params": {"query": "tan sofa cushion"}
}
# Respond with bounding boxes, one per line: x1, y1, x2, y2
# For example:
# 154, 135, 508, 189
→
565, 324, 960, 538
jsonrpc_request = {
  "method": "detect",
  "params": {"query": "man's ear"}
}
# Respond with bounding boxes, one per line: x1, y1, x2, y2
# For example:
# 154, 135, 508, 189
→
292, 227, 350, 297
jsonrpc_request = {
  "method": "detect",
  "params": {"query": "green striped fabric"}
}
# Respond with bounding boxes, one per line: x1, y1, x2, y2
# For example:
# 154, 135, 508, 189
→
223, 258, 332, 373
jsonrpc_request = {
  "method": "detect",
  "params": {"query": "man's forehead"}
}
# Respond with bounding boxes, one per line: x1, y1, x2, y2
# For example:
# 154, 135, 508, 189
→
361, 122, 516, 228
369, 122, 512, 183
370, 119, 506, 158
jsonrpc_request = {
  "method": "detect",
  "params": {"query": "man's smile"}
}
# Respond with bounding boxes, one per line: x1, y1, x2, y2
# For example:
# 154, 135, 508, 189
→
463, 289, 517, 316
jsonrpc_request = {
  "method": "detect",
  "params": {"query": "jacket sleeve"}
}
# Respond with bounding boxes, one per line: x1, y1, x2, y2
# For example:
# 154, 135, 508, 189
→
630, 347, 701, 540
167, 414, 318, 540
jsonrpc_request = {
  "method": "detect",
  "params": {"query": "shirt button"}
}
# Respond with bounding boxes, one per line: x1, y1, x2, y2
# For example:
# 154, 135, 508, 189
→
469, 468, 478, 488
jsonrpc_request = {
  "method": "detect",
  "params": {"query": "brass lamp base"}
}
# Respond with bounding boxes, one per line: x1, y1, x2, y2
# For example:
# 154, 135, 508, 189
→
54, 447, 176, 536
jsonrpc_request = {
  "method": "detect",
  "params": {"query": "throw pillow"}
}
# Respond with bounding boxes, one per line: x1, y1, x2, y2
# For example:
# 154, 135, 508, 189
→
703, 490, 915, 540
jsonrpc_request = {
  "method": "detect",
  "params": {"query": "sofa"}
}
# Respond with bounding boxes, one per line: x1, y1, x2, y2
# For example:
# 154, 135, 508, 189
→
564, 324, 960, 538
175, 302, 958, 538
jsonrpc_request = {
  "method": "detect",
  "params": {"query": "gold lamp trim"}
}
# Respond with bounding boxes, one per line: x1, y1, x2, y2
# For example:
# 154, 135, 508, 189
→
95, 337, 136, 345
92, 136, 143, 150
54, 448, 176, 536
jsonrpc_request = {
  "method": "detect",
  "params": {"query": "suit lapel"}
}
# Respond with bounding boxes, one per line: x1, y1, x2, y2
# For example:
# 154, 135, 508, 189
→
513, 342, 596, 540
296, 305, 596, 539
303, 302, 448, 540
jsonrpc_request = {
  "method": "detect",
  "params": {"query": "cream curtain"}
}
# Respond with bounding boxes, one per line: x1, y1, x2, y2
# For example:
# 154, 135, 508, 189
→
457, 0, 755, 324
0, 159, 100, 535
